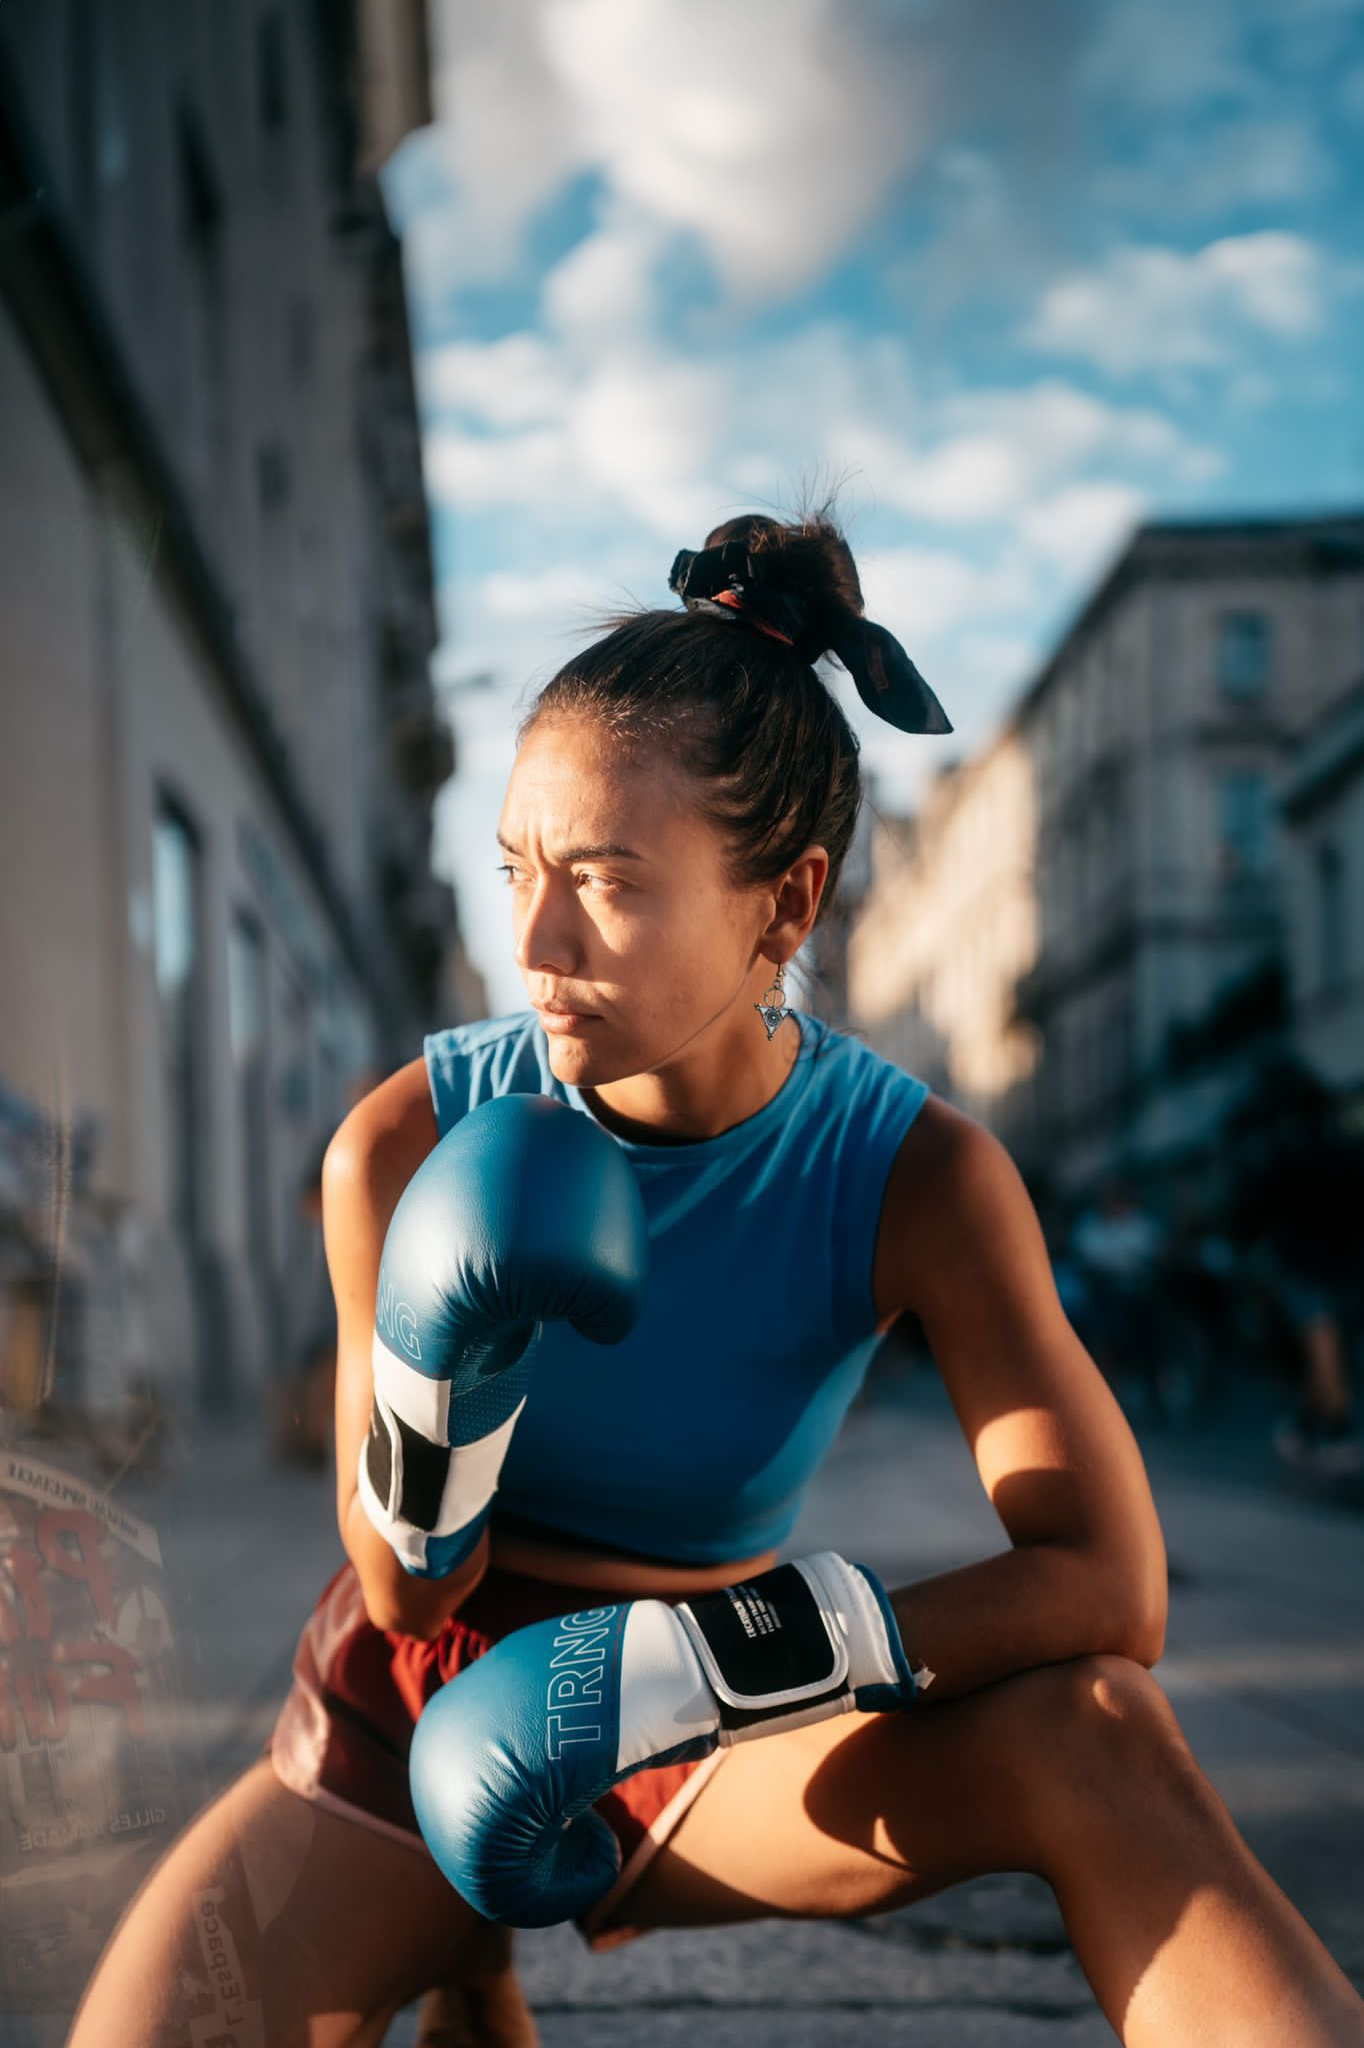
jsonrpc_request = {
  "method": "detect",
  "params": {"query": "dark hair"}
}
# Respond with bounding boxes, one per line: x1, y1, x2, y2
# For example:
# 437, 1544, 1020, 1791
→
516, 511, 865, 931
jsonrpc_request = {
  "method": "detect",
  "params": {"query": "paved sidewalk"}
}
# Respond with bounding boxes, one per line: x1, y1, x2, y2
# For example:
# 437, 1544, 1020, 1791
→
2, 1368, 1361, 2044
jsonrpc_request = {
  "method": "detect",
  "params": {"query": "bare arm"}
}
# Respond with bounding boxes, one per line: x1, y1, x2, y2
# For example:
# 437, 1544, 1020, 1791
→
871, 1097, 1168, 1704
326, 1056, 491, 1640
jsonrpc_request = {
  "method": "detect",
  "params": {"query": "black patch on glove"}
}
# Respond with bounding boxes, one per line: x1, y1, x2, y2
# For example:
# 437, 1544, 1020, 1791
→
394, 1415, 451, 1532
364, 1398, 451, 1534
683, 1562, 842, 1732
363, 1402, 394, 1508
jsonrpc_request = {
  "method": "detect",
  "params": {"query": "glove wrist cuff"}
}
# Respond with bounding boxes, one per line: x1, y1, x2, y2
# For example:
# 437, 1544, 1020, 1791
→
829, 1553, 935, 1707
671, 1551, 929, 1744
356, 1384, 522, 1579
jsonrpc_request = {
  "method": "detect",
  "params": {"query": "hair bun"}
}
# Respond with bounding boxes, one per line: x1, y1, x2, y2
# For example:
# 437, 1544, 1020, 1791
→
703, 512, 864, 662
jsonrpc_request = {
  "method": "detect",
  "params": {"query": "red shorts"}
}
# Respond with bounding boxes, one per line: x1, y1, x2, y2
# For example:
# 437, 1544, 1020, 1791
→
264, 1558, 724, 1949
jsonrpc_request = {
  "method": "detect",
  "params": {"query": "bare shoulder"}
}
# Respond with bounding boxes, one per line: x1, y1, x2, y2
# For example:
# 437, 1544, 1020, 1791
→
323, 1054, 440, 1209
871, 1093, 1036, 1329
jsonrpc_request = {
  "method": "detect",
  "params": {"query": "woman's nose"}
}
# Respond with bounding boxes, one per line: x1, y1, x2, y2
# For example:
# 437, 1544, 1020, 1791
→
514, 878, 580, 976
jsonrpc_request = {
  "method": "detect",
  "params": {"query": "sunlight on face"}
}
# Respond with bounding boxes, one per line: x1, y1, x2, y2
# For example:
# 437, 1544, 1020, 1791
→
496, 714, 764, 1083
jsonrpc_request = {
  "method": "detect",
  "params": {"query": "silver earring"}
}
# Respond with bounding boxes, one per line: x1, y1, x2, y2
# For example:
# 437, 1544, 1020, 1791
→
754, 961, 790, 1040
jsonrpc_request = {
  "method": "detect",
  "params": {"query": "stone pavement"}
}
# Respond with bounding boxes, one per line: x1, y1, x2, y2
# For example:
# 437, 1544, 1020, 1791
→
1, 1364, 1361, 2044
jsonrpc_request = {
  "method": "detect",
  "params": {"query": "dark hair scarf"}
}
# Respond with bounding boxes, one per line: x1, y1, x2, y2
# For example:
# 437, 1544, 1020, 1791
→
668, 538, 953, 736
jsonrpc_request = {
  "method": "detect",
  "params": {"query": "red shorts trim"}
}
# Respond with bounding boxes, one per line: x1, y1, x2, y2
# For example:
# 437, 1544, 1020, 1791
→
264, 1558, 723, 1949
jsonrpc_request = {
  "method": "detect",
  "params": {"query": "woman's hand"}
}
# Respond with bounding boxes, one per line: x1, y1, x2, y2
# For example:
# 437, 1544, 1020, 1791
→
355, 1093, 649, 1579
408, 1551, 926, 1926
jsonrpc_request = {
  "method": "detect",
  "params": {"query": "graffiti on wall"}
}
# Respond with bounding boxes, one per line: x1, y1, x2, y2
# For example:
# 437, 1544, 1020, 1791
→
0, 1451, 191, 2011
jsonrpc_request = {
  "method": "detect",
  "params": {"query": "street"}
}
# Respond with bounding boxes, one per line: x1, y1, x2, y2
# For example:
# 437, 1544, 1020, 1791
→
2, 1364, 1361, 2046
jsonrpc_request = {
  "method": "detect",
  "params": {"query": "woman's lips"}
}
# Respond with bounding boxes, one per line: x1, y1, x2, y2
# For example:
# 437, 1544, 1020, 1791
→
537, 1007, 596, 1032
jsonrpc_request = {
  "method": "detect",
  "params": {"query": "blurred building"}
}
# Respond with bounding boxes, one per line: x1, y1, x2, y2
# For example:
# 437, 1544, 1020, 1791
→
1280, 673, 1364, 1121
795, 785, 876, 1027
849, 512, 1364, 1204
0, 2, 480, 1425
849, 741, 1041, 1112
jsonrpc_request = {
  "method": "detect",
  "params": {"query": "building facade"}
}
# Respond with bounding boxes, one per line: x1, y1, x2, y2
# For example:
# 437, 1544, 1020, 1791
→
849, 514, 1364, 1208
1279, 674, 1364, 1117
848, 742, 1041, 1121
0, 1, 478, 1424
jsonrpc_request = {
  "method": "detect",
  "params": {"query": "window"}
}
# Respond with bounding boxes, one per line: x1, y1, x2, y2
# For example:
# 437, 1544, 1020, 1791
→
287, 296, 315, 381
153, 800, 205, 1239
1114, 992, 1135, 1099
257, 10, 290, 130
1316, 843, 1346, 994
228, 912, 272, 1265
177, 108, 229, 526
1216, 611, 1271, 699
71, 0, 130, 213
1216, 772, 1274, 881
254, 437, 291, 512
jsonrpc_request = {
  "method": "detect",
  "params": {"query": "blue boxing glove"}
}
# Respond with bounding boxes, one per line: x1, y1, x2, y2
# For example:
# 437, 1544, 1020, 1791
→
356, 1094, 648, 1578
409, 1550, 934, 1926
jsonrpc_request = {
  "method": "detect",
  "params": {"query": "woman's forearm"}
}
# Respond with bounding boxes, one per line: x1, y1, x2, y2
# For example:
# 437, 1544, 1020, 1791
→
342, 1488, 490, 1640
887, 1539, 1166, 1706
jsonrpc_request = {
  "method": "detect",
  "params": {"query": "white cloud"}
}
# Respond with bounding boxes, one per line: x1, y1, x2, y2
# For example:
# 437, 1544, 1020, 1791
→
540, 206, 667, 344
536, 0, 933, 297
1211, 234, 1325, 334
428, 350, 735, 540
569, 353, 731, 534
418, 0, 934, 306
1016, 482, 1148, 573
418, 3, 582, 287
891, 439, 1029, 525
1081, 0, 1260, 111
1023, 232, 1331, 379
1096, 118, 1333, 219
419, 306, 1221, 545
479, 567, 602, 622
859, 380, 1219, 527
424, 424, 575, 508
418, 333, 570, 425
1084, 0, 1364, 118
859, 546, 1036, 643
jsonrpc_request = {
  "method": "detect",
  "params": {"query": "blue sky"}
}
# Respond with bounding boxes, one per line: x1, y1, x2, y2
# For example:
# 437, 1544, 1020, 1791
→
380, 0, 1364, 1015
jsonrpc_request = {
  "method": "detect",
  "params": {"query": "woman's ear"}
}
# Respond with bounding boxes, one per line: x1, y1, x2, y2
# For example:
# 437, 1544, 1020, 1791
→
766, 844, 829, 954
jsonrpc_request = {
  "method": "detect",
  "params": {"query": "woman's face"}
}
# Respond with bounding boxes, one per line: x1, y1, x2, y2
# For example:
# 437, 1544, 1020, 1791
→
496, 713, 798, 1084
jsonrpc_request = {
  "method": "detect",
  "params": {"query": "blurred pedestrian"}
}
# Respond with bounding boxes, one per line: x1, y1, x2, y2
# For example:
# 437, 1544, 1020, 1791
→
1068, 1175, 1167, 1413
1222, 1055, 1363, 1477
1049, 1212, 1099, 1353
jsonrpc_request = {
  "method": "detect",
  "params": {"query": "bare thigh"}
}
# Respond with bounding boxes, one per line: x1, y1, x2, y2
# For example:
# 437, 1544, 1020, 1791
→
614, 1658, 1113, 1933
66, 1758, 493, 2048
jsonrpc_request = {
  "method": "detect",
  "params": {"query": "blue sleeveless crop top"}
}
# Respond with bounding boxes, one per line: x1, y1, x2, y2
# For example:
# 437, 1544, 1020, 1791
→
423, 1008, 930, 1565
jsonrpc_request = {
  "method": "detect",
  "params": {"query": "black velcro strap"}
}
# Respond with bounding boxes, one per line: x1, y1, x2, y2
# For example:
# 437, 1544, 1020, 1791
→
393, 1415, 451, 1532
363, 1402, 394, 1509
364, 1397, 453, 1533
682, 1563, 840, 1731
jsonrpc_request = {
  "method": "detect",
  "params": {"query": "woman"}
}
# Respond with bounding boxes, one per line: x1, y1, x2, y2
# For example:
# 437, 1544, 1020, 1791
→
68, 512, 1364, 2047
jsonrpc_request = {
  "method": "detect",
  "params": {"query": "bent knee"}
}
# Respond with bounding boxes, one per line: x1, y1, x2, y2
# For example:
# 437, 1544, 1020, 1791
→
1057, 1652, 1174, 1725
1012, 1653, 1197, 1789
